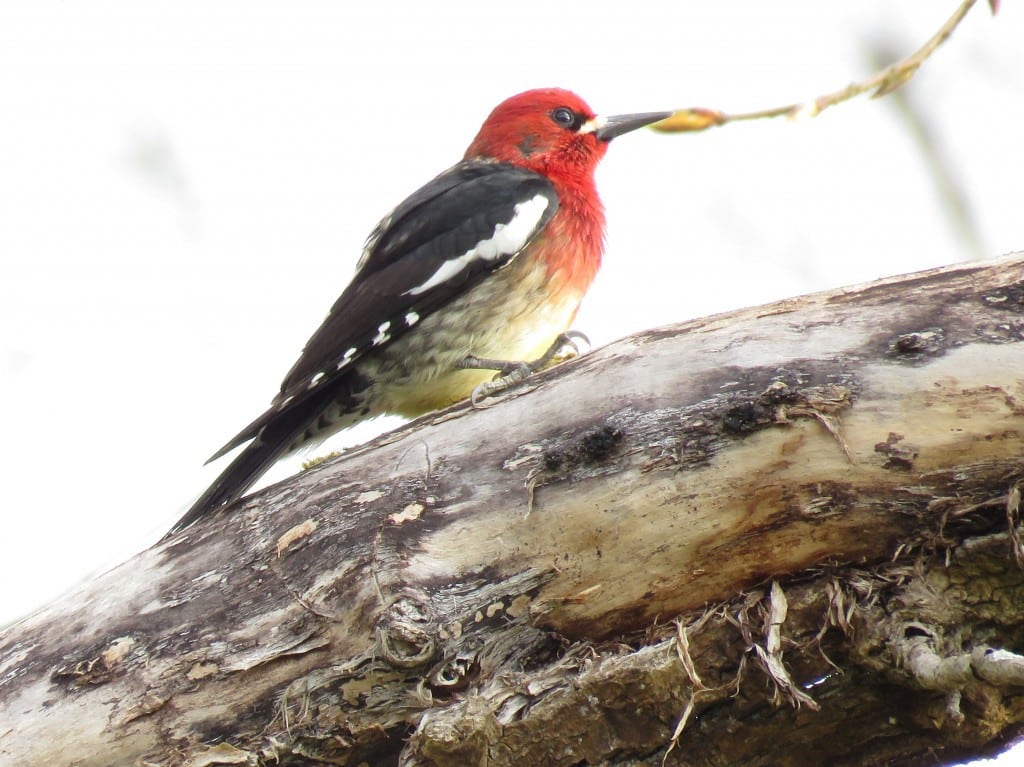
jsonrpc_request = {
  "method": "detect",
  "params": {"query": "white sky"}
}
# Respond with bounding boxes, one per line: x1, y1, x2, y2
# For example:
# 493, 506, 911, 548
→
1, 1, 1022, 759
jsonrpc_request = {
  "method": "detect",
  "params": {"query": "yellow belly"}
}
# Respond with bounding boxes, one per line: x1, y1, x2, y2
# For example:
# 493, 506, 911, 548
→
365, 259, 583, 417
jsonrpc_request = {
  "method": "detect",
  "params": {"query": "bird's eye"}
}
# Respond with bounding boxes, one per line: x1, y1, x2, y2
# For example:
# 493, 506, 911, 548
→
550, 107, 579, 129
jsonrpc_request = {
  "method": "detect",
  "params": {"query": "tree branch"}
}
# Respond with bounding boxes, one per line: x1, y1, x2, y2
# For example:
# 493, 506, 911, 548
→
2, 254, 1023, 767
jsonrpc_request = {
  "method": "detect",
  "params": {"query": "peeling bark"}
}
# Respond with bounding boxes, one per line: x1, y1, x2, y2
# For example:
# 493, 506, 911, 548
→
2, 254, 1024, 767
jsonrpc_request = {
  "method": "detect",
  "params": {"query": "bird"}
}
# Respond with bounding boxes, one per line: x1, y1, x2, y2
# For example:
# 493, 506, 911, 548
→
168, 88, 670, 535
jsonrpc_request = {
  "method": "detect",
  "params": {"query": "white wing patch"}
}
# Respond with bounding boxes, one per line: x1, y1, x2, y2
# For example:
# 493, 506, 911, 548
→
373, 321, 391, 346
404, 194, 550, 297
336, 347, 358, 370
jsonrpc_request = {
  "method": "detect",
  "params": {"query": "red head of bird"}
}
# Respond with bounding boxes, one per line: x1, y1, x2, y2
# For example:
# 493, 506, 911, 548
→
465, 88, 609, 184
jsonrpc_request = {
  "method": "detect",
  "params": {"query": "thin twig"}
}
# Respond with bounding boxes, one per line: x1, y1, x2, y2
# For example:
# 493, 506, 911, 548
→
653, 0, 987, 133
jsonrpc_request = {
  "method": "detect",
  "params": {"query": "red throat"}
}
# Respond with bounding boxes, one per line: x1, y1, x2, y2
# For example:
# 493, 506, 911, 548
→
541, 179, 605, 295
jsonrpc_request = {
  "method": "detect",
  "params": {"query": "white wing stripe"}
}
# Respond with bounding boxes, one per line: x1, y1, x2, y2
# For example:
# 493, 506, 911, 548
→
403, 194, 550, 297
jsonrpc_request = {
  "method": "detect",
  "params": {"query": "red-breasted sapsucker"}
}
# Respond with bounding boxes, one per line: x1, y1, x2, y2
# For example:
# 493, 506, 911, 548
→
169, 88, 669, 534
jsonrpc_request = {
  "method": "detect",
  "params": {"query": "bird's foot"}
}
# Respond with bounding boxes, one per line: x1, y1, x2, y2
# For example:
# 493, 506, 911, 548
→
459, 331, 590, 407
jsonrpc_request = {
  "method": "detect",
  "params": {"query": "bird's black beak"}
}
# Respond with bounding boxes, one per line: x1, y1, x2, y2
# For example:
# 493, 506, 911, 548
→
594, 111, 674, 141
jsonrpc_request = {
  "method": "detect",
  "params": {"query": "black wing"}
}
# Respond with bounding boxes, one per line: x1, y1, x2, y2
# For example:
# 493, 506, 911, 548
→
167, 161, 559, 535
205, 160, 559, 463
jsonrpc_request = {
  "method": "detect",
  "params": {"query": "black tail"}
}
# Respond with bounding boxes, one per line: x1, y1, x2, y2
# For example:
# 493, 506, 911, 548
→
165, 389, 335, 537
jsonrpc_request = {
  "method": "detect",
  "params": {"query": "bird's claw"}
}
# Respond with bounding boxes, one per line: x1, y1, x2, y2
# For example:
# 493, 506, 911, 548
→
462, 331, 590, 408
543, 331, 590, 366
469, 366, 530, 408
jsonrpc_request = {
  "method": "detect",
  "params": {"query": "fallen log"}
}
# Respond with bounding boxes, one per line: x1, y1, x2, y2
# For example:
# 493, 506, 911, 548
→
2, 254, 1023, 766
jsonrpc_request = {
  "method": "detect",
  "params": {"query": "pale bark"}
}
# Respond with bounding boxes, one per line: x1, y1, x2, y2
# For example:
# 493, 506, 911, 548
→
2, 254, 1024, 767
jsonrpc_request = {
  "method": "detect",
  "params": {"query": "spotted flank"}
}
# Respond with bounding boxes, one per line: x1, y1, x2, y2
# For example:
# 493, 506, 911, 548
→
405, 311, 419, 326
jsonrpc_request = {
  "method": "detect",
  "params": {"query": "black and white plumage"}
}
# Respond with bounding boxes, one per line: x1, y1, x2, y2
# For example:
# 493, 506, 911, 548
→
169, 161, 560, 534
